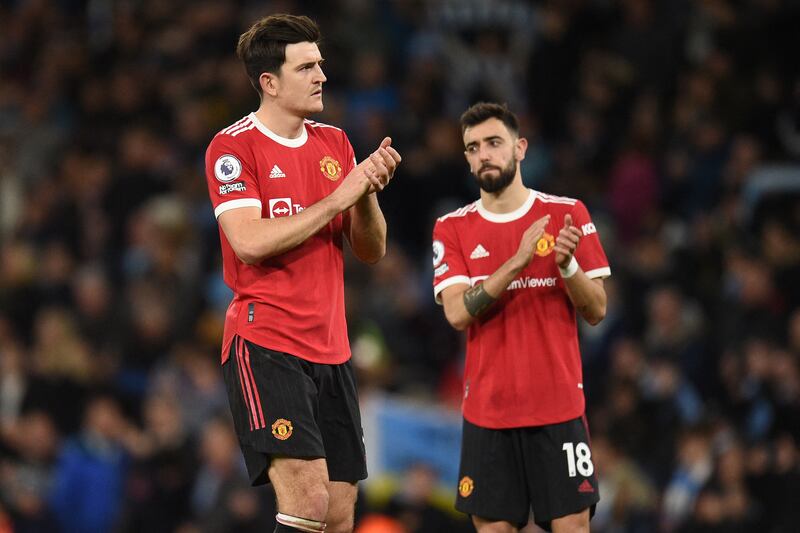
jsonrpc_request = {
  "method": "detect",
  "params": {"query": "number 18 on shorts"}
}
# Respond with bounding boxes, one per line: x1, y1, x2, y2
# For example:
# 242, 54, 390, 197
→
456, 417, 599, 530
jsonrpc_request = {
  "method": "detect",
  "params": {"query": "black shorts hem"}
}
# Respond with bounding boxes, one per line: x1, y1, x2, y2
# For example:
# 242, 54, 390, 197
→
223, 337, 368, 486
533, 502, 598, 532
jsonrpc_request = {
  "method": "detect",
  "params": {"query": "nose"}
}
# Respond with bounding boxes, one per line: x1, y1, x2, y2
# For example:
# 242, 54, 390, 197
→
478, 144, 491, 162
314, 64, 327, 84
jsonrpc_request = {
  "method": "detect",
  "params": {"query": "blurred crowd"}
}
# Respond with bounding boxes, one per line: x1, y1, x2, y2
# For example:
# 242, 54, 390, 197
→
1, 0, 800, 531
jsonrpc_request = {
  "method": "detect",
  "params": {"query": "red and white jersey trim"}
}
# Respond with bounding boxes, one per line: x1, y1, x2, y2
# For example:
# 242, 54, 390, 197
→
585, 266, 611, 279
220, 116, 251, 135
215, 198, 262, 219
437, 202, 479, 222
304, 119, 343, 131
534, 191, 578, 205
219, 117, 257, 137
433, 275, 471, 303
476, 189, 536, 222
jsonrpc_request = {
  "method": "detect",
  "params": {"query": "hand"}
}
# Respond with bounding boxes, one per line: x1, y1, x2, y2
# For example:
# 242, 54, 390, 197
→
554, 214, 582, 268
332, 138, 402, 211
511, 215, 551, 270
365, 137, 402, 194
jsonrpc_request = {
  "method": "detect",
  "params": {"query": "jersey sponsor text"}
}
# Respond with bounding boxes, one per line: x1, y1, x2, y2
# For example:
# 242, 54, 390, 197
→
508, 276, 558, 290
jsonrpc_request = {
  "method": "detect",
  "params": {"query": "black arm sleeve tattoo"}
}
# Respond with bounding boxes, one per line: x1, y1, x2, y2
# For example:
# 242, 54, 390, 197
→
463, 283, 497, 317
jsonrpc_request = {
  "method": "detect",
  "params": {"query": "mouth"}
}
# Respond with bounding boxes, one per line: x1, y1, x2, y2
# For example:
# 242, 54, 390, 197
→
312, 89, 323, 97
479, 165, 500, 175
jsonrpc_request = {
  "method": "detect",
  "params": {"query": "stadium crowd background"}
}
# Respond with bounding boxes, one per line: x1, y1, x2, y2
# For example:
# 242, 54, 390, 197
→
1, 0, 800, 531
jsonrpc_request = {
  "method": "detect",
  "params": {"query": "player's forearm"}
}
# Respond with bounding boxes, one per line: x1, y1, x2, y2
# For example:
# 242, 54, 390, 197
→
233, 197, 343, 264
562, 271, 606, 325
348, 194, 386, 264
444, 256, 525, 330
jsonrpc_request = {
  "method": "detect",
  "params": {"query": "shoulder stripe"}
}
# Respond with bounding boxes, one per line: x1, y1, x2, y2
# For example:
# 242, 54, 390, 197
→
221, 117, 250, 135
535, 192, 577, 205
231, 123, 255, 137
437, 202, 478, 222
304, 119, 343, 132
225, 120, 254, 137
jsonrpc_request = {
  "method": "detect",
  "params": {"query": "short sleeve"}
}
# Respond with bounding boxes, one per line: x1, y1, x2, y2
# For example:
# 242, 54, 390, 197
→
432, 219, 470, 304
342, 132, 357, 175
205, 135, 261, 219
571, 200, 611, 279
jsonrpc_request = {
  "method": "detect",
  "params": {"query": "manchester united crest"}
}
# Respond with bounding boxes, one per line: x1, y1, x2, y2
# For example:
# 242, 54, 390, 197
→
319, 156, 342, 181
535, 232, 555, 257
458, 476, 474, 498
271, 418, 293, 440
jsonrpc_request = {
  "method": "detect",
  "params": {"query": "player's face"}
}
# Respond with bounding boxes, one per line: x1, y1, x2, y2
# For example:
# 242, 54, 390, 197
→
274, 41, 326, 116
463, 118, 526, 193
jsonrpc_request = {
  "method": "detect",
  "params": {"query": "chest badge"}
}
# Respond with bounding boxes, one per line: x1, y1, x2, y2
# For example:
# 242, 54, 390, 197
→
320, 156, 342, 181
535, 232, 555, 257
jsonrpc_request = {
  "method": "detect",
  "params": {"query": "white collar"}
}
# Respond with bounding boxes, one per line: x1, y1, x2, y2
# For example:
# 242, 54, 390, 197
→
249, 112, 308, 148
476, 188, 536, 222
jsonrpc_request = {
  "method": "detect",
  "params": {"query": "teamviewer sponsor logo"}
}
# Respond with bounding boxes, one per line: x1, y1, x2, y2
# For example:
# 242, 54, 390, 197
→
508, 276, 558, 290
268, 198, 305, 218
269, 198, 292, 218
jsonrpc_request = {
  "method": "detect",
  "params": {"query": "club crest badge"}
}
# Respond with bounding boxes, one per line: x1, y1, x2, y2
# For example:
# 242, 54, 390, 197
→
319, 156, 342, 181
458, 476, 474, 498
535, 232, 555, 257
271, 418, 293, 440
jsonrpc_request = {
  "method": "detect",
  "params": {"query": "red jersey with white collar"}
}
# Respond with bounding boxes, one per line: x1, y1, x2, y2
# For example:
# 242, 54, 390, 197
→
205, 113, 356, 364
432, 189, 610, 428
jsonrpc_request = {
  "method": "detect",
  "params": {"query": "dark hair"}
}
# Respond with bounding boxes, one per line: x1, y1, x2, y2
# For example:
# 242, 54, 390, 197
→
460, 102, 520, 136
236, 14, 321, 97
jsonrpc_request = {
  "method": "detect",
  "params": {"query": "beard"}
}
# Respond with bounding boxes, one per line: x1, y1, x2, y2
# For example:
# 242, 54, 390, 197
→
474, 157, 517, 193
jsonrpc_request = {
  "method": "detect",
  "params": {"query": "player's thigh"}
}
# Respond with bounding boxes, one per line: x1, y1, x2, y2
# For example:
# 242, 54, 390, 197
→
524, 417, 598, 530
268, 456, 330, 519
316, 360, 368, 483
455, 419, 530, 528
325, 481, 358, 532
550, 508, 590, 533
472, 515, 519, 533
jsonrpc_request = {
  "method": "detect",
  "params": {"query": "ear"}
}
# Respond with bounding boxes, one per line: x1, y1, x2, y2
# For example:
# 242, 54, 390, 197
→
515, 137, 528, 162
259, 72, 279, 97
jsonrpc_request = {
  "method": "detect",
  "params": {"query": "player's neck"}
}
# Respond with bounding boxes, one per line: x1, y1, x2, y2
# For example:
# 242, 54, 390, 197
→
254, 105, 305, 139
480, 178, 529, 214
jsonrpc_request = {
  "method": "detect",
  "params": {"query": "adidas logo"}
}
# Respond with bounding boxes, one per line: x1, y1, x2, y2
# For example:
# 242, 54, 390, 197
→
578, 479, 594, 493
470, 244, 489, 259
269, 165, 286, 178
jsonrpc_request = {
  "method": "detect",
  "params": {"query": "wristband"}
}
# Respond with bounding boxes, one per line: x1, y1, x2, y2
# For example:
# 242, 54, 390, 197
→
559, 256, 579, 278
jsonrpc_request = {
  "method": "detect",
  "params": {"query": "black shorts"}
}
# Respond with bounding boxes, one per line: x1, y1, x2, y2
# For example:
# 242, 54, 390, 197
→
456, 416, 599, 531
222, 336, 367, 486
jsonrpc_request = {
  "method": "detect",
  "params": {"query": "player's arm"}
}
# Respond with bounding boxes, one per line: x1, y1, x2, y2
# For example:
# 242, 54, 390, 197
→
440, 215, 551, 331
554, 214, 607, 325
347, 137, 401, 264
219, 155, 381, 264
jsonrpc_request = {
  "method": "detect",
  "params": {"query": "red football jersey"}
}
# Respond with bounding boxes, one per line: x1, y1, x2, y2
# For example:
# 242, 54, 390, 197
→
205, 113, 356, 365
432, 189, 611, 428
